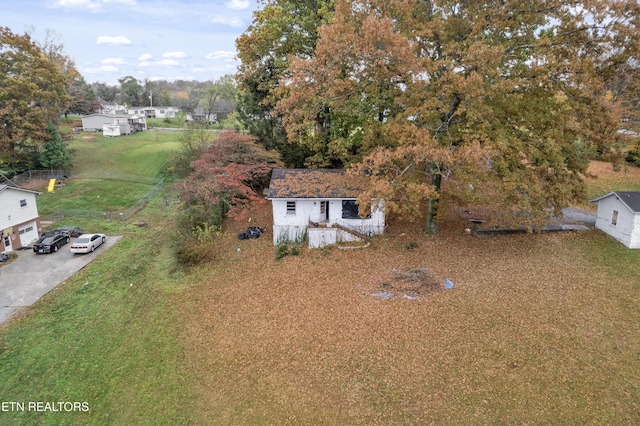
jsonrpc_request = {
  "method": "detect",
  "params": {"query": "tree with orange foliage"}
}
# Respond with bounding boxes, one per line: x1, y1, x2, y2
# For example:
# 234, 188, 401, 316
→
175, 131, 282, 231
0, 27, 70, 172
275, 0, 640, 232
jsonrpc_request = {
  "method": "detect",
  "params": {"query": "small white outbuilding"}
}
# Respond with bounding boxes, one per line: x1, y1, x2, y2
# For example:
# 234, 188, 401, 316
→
590, 191, 640, 249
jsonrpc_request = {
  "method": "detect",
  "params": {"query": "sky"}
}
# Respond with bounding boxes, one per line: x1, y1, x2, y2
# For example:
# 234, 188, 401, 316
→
3, 0, 260, 85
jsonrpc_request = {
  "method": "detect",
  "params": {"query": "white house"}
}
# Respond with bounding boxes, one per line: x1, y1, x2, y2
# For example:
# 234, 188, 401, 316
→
94, 99, 127, 115
0, 184, 42, 252
591, 191, 640, 249
266, 169, 385, 248
128, 106, 179, 119
81, 113, 147, 135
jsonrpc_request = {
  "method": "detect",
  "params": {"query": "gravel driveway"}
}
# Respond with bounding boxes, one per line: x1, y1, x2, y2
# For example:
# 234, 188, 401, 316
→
0, 236, 121, 326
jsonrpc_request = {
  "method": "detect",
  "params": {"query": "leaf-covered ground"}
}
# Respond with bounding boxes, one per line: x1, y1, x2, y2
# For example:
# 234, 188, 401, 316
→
179, 174, 640, 423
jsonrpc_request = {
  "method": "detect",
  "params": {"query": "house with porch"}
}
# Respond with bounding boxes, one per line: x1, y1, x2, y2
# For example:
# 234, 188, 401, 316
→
266, 169, 385, 248
591, 191, 640, 249
81, 113, 147, 135
128, 106, 179, 119
0, 184, 42, 252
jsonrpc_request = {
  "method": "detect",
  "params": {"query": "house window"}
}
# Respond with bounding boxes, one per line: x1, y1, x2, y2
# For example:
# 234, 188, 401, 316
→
286, 201, 296, 214
611, 210, 619, 226
18, 226, 33, 235
342, 200, 372, 219
19, 199, 27, 207
320, 202, 326, 215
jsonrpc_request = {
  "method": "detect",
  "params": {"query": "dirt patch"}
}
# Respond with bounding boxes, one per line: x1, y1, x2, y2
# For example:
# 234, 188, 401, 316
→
362, 267, 449, 299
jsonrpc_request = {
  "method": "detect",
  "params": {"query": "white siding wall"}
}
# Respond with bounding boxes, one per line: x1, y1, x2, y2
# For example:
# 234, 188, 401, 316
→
595, 196, 635, 248
630, 213, 640, 249
0, 190, 39, 231
272, 199, 316, 244
271, 198, 385, 245
1, 189, 40, 251
82, 115, 113, 131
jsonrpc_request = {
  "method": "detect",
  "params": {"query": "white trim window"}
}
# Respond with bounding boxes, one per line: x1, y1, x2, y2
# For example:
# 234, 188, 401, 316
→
286, 201, 296, 215
19, 199, 27, 207
611, 209, 619, 226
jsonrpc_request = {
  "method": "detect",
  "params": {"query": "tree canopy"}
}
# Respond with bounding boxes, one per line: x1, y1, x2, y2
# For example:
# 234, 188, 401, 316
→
0, 27, 70, 171
255, 0, 640, 230
236, 0, 335, 165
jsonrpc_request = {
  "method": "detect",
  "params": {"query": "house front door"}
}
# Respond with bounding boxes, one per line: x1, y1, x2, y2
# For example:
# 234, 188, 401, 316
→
320, 201, 329, 222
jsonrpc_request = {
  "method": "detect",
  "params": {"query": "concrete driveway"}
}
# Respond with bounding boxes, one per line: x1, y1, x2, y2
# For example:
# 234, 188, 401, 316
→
0, 236, 121, 326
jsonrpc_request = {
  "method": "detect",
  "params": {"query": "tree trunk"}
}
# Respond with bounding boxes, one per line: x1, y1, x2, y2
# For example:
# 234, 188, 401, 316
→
425, 168, 442, 234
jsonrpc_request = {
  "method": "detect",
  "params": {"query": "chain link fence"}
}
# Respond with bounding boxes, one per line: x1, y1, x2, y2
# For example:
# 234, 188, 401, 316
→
13, 170, 166, 224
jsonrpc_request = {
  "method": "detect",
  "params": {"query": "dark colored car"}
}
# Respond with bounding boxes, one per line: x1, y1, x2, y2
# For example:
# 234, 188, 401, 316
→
33, 233, 70, 254
52, 226, 85, 237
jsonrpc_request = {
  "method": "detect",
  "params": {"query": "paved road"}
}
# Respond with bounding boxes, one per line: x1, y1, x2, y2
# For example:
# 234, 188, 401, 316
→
0, 236, 121, 326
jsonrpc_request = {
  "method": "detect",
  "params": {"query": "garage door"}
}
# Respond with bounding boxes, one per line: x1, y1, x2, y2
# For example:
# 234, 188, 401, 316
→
19, 222, 38, 247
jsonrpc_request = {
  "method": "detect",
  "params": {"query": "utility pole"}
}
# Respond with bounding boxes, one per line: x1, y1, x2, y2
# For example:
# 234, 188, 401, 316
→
149, 91, 153, 107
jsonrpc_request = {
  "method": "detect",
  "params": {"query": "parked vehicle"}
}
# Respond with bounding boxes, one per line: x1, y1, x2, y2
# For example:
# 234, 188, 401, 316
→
52, 226, 85, 237
33, 233, 70, 254
70, 234, 107, 254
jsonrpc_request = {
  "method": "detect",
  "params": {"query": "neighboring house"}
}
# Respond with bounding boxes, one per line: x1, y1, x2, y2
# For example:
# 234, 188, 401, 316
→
266, 169, 385, 248
81, 114, 147, 135
0, 184, 41, 252
591, 191, 640, 249
94, 98, 127, 115
128, 106, 179, 119
190, 107, 216, 123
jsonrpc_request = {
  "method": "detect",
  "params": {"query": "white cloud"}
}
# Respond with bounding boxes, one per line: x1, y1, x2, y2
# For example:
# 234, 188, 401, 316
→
205, 51, 236, 60
138, 53, 153, 61
162, 51, 188, 59
140, 59, 180, 67
157, 59, 180, 66
102, 57, 126, 64
53, 0, 136, 12
211, 15, 243, 27
96, 35, 132, 45
226, 0, 249, 10
82, 65, 119, 74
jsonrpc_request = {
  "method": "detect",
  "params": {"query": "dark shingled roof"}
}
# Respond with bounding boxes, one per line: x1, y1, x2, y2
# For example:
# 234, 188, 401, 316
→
590, 191, 640, 213
266, 168, 364, 199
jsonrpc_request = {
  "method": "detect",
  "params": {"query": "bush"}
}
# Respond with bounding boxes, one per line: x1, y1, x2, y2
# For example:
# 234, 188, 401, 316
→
175, 237, 209, 266
626, 149, 640, 167
275, 244, 289, 260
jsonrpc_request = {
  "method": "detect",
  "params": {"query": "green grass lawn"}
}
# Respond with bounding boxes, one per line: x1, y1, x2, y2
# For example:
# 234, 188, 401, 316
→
36, 179, 156, 216
71, 131, 180, 178
0, 196, 194, 425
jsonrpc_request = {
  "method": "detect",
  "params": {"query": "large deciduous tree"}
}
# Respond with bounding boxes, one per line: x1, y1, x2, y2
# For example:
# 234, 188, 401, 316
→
236, 0, 334, 165
275, 0, 640, 231
0, 27, 70, 171
200, 74, 237, 123
33, 28, 95, 117
118, 76, 143, 106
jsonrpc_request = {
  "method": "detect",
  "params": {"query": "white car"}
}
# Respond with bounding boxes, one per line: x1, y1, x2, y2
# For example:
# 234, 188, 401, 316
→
70, 234, 107, 254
